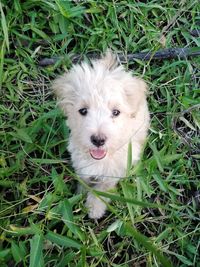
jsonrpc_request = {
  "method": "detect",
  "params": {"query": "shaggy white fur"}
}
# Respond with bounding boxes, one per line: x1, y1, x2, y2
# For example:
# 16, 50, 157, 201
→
53, 51, 150, 219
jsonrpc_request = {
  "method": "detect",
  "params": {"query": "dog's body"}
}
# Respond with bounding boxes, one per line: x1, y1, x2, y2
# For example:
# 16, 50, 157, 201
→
53, 51, 150, 219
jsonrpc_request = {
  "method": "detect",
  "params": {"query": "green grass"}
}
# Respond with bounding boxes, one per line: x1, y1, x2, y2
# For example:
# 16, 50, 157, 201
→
0, 0, 200, 266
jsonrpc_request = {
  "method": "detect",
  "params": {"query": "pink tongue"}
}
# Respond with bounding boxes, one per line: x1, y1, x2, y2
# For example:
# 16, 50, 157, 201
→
90, 149, 107, 160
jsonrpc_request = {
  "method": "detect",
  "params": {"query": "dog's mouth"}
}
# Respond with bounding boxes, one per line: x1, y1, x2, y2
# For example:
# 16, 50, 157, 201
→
89, 148, 107, 160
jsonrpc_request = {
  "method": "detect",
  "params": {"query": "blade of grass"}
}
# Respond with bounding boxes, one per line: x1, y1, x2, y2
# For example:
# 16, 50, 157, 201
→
60, 200, 85, 241
29, 234, 44, 267
94, 190, 172, 211
0, 3, 9, 52
46, 231, 82, 250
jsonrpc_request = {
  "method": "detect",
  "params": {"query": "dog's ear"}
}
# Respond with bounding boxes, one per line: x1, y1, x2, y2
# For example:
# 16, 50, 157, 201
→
52, 73, 75, 115
100, 49, 119, 70
124, 76, 148, 117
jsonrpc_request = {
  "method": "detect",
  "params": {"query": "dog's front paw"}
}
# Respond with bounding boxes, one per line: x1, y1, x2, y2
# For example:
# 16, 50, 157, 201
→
86, 194, 107, 219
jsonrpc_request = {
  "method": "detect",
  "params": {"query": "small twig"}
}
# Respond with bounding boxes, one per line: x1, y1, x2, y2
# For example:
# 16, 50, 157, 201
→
38, 47, 200, 66
39, 57, 60, 66
122, 48, 200, 61
190, 29, 200, 37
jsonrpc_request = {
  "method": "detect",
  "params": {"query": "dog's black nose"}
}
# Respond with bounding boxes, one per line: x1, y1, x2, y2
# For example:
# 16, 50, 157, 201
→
90, 135, 106, 147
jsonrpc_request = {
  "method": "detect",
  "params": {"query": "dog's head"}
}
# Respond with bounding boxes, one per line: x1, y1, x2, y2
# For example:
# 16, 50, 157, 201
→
53, 51, 147, 160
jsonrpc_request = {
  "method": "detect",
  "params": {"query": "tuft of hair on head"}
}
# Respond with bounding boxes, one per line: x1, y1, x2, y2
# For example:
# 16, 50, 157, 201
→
99, 49, 119, 70
52, 72, 76, 115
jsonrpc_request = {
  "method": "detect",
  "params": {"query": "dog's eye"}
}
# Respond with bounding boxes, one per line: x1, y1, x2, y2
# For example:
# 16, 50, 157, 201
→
79, 108, 88, 116
112, 109, 120, 117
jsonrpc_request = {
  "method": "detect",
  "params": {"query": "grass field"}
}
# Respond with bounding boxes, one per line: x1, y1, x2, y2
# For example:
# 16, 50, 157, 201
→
0, 1, 200, 266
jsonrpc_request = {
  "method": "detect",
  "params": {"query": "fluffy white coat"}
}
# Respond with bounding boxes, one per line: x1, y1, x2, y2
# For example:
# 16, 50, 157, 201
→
53, 52, 150, 219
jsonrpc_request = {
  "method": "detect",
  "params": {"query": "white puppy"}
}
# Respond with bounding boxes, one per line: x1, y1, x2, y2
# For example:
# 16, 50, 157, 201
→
53, 51, 150, 219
